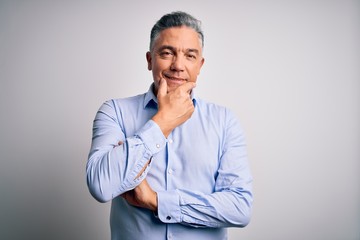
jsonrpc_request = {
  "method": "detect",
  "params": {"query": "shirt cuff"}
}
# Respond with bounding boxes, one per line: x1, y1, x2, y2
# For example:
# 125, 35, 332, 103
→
136, 120, 166, 155
157, 190, 181, 223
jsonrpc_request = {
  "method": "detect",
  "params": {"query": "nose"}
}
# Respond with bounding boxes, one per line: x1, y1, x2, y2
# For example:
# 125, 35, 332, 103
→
170, 55, 185, 72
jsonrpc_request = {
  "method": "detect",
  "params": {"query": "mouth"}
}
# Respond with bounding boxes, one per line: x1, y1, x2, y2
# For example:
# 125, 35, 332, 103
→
162, 74, 187, 83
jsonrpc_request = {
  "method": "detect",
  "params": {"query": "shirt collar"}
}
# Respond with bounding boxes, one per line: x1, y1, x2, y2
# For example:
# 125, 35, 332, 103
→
143, 83, 197, 109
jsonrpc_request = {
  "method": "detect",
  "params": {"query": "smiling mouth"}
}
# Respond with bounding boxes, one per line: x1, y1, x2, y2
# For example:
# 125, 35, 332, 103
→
163, 74, 186, 82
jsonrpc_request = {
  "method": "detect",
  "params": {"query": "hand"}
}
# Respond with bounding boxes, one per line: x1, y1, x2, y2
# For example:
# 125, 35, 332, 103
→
152, 79, 196, 137
121, 179, 158, 211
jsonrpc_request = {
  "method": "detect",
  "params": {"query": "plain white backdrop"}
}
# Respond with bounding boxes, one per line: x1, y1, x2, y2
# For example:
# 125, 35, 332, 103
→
0, 0, 359, 239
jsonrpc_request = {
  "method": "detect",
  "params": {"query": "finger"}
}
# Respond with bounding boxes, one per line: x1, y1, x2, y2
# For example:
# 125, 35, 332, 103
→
178, 81, 196, 93
157, 78, 168, 97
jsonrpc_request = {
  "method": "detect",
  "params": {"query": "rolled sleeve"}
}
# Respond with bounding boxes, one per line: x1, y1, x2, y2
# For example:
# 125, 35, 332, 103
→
136, 120, 167, 155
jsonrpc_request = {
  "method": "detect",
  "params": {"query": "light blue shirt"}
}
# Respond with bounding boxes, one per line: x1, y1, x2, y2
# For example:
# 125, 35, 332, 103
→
87, 85, 253, 240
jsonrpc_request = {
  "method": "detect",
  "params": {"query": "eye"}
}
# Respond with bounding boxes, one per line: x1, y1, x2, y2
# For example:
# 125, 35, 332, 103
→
159, 50, 173, 58
186, 53, 197, 60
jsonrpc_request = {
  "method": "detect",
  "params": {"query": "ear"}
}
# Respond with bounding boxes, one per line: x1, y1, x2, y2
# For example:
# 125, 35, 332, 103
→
198, 57, 205, 75
146, 52, 152, 71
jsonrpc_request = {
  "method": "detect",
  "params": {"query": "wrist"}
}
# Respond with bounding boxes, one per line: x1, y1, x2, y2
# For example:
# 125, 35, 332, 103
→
142, 190, 157, 211
149, 192, 158, 212
152, 114, 172, 137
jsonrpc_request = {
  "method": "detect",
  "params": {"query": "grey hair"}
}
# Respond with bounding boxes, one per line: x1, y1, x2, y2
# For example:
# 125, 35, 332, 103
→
149, 11, 204, 51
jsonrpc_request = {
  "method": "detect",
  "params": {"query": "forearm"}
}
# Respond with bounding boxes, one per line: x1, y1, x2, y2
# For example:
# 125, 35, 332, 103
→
156, 186, 253, 228
155, 108, 253, 228
121, 179, 158, 211
86, 138, 153, 202
86, 101, 166, 203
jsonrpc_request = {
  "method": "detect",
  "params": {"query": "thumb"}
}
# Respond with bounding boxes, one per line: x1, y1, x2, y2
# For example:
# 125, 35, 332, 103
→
157, 78, 167, 97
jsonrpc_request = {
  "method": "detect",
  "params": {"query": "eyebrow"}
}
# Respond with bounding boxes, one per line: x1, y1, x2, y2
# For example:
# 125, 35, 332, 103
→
187, 48, 200, 55
157, 45, 175, 52
157, 45, 200, 55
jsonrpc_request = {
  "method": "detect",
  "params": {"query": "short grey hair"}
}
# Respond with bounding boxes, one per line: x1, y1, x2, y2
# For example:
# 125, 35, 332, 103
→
149, 11, 204, 51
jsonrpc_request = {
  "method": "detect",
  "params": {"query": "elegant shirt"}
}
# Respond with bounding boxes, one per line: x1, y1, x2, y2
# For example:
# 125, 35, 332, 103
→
87, 85, 253, 240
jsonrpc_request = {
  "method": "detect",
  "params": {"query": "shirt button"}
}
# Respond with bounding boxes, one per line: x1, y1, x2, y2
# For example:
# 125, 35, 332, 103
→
168, 169, 173, 174
168, 139, 173, 144
166, 216, 171, 220
156, 144, 160, 148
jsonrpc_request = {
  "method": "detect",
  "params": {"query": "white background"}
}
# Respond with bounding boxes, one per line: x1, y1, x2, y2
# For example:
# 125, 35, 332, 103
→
0, 0, 359, 239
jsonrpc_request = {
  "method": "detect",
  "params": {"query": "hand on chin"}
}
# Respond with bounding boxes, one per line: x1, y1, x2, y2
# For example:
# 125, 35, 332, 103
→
165, 79, 186, 93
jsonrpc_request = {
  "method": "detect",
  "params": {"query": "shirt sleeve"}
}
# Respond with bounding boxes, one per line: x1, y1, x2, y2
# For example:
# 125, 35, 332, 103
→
156, 109, 253, 228
86, 100, 166, 203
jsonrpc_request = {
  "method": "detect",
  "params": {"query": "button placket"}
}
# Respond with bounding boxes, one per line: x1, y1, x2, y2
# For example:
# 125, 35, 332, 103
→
165, 135, 173, 191
165, 135, 175, 240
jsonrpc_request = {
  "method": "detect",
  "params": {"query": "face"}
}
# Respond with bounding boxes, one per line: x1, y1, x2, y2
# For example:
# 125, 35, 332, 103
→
146, 26, 205, 93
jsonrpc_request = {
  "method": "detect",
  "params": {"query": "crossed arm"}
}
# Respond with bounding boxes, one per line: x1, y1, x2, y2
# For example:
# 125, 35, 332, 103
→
120, 79, 195, 211
87, 79, 253, 227
119, 157, 157, 211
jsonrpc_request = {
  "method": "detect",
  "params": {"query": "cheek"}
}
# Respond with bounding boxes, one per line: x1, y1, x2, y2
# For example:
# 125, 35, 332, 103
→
152, 60, 166, 73
189, 65, 201, 78
156, 57, 170, 66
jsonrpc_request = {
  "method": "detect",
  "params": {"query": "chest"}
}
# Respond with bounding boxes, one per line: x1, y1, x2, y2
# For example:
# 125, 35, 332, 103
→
120, 103, 226, 192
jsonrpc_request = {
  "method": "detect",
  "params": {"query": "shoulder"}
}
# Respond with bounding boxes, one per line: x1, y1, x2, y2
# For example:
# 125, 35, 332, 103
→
111, 93, 146, 106
196, 98, 243, 132
196, 98, 235, 119
100, 93, 146, 110
95, 93, 146, 119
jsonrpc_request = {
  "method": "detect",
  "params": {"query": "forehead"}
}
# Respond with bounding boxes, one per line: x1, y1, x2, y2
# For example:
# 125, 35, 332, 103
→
153, 26, 202, 51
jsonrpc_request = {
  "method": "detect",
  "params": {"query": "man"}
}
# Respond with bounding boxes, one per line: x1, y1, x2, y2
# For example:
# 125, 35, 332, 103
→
87, 11, 253, 240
